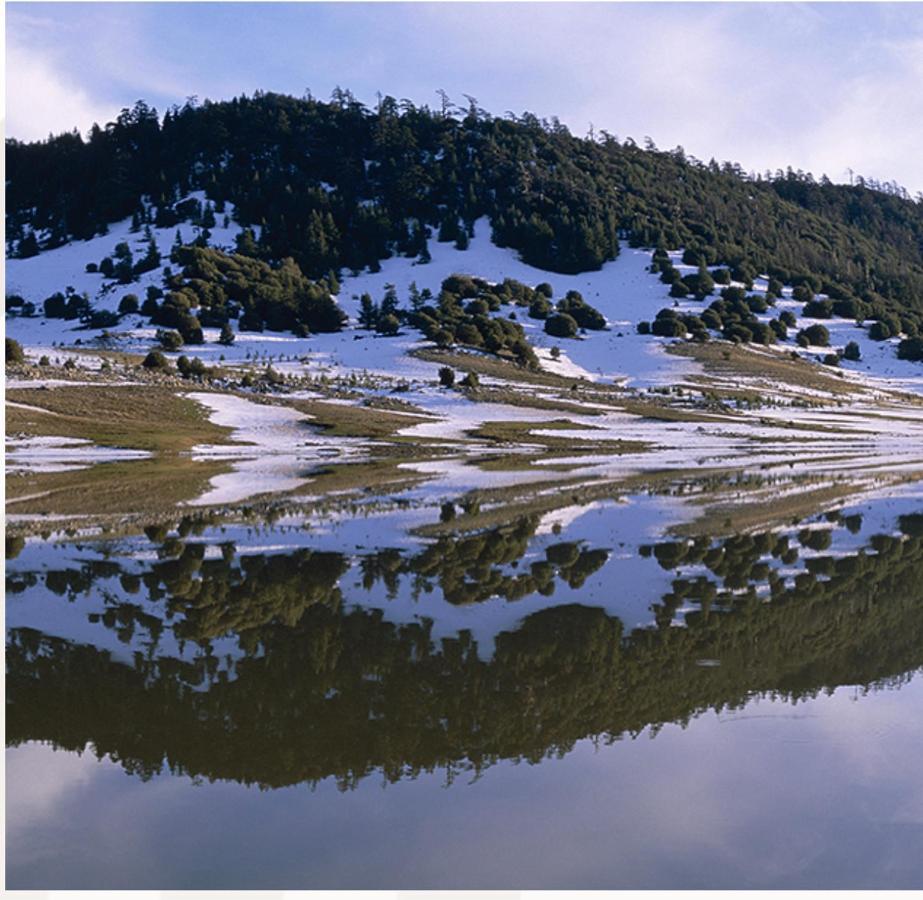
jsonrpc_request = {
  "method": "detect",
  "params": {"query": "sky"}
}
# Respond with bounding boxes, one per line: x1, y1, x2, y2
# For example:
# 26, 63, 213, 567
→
6, 2, 923, 194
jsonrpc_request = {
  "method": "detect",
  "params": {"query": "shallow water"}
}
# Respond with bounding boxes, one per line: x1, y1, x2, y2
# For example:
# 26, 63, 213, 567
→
6, 480, 923, 889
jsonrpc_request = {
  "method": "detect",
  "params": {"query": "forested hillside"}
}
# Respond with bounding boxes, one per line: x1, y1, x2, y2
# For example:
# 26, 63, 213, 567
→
6, 89, 923, 327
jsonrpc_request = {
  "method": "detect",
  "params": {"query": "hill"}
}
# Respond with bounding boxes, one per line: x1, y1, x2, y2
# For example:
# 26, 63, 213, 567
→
6, 90, 923, 332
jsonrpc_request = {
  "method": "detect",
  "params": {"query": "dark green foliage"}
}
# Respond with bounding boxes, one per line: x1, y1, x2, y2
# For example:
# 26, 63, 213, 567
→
119, 294, 140, 315
160, 245, 346, 337
769, 318, 788, 341
6, 337, 24, 363
176, 355, 212, 379
438, 366, 455, 387
9, 90, 923, 345
376, 313, 400, 335
792, 284, 814, 304
528, 296, 553, 319
868, 320, 893, 341
157, 329, 184, 351
544, 312, 579, 338
16, 231, 39, 258
651, 313, 686, 338
843, 340, 862, 361
681, 266, 715, 298
408, 275, 539, 366
803, 299, 833, 318
88, 308, 120, 329
798, 323, 830, 347
897, 337, 923, 361
724, 322, 754, 343
358, 293, 378, 329
142, 350, 170, 369
112, 241, 134, 284
555, 290, 606, 330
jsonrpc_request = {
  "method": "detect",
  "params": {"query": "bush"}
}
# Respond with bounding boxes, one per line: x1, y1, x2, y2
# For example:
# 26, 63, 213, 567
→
142, 350, 170, 370
89, 309, 120, 328
842, 341, 862, 361
529, 296, 553, 319
823, 354, 840, 367
218, 323, 235, 346
119, 294, 140, 315
5, 337, 25, 364
637, 320, 651, 335
157, 329, 184, 351
723, 323, 754, 343
897, 337, 923, 362
376, 313, 401, 336
44, 292, 67, 318
797, 324, 830, 347
651, 316, 686, 338
803, 299, 833, 318
555, 291, 606, 330
868, 321, 892, 341
544, 313, 579, 338
792, 284, 814, 304
460, 371, 480, 389
769, 319, 788, 341
438, 366, 455, 387
177, 355, 208, 379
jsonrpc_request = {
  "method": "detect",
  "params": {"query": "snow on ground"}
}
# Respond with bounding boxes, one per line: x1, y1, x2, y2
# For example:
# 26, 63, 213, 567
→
185, 391, 367, 505
5, 436, 151, 474
10, 208, 923, 398
5, 192, 245, 309
330, 217, 702, 387
6, 215, 702, 388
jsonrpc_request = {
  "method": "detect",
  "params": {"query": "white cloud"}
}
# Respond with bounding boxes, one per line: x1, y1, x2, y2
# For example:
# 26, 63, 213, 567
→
6, 37, 118, 139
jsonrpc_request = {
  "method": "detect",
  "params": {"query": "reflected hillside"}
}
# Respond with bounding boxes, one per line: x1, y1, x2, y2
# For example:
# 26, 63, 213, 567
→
7, 504, 923, 790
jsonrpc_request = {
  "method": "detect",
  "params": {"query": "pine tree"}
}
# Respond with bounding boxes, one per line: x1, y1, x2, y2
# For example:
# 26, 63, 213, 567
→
380, 284, 399, 318
17, 231, 39, 259
358, 293, 378, 329
409, 281, 423, 311
218, 322, 235, 346
171, 229, 184, 263
326, 269, 341, 295
235, 228, 259, 257
113, 242, 134, 284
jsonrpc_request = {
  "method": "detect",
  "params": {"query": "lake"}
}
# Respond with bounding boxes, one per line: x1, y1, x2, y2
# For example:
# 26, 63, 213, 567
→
7, 475, 923, 889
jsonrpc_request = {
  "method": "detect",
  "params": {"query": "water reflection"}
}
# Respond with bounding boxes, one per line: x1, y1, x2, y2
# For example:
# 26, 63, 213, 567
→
8, 492, 923, 794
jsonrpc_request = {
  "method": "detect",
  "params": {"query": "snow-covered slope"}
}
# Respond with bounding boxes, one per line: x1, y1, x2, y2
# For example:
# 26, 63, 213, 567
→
6, 209, 923, 395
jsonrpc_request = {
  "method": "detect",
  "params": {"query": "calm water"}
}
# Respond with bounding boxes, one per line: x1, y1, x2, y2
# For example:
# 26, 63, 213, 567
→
7, 480, 923, 889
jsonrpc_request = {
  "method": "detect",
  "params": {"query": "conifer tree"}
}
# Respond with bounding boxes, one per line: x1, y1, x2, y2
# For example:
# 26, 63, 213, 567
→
358, 293, 378, 329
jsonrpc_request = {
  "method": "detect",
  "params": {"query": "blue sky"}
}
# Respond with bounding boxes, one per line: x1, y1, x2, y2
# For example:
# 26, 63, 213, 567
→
7, 2, 923, 193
